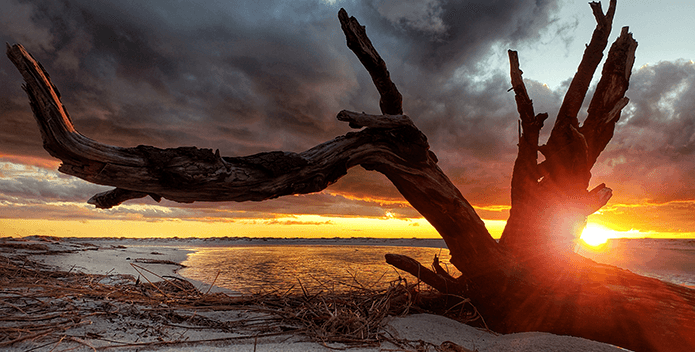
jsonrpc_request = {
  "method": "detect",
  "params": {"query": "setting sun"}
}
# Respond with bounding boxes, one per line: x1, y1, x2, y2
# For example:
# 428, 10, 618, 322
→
580, 223, 615, 247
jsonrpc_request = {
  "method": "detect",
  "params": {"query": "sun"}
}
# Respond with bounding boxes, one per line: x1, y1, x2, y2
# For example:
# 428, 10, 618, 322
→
579, 223, 615, 247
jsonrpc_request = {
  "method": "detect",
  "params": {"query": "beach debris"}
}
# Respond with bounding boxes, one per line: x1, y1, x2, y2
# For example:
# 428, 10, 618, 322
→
133, 258, 187, 267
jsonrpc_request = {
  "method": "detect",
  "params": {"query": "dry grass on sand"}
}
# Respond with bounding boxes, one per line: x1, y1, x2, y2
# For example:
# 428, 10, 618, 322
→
0, 237, 483, 351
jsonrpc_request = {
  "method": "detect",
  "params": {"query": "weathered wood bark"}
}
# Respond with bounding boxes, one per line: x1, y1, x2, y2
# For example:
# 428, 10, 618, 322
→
500, 0, 626, 255
6, 3, 695, 352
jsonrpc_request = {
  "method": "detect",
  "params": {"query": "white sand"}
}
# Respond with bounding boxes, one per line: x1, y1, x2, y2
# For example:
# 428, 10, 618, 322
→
1, 236, 632, 351
32, 237, 235, 294
386, 314, 631, 352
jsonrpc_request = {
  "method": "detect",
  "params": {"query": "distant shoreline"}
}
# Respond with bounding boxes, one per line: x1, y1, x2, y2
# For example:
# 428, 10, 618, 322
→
57, 236, 451, 249
6, 236, 694, 249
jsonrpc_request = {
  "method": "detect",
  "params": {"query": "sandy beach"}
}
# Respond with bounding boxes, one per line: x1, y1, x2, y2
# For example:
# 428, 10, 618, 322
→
1, 236, 632, 351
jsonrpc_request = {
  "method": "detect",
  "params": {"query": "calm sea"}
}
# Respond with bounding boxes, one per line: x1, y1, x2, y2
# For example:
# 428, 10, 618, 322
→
178, 245, 456, 294
576, 238, 695, 288
177, 239, 695, 294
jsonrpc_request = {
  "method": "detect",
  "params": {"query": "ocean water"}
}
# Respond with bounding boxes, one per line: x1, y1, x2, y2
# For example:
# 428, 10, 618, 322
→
576, 238, 695, 288
179, 245, 457, 294
177, 239, 695, 294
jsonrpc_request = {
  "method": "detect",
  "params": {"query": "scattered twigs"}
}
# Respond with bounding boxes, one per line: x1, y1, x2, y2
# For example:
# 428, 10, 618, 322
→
68, 336, 97, 352
0, 298, 27, 314
130, 263, 197, 296
94, 329, 308, 351
203, 270, 221, 295
442, 294, 490, 332
0, 330, 55, 348
248, 278, 411, 346
130, 263, 170, 297
49, 335, 67, 352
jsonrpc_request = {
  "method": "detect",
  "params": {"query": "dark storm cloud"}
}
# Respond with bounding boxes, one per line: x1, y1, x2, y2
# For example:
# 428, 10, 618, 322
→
591, 60, 695, 204
0, 0, 357, 154
0, 98, 44, 156
0, 0, 562, 148
0, 0, 593, 217
369, 0, 560, 73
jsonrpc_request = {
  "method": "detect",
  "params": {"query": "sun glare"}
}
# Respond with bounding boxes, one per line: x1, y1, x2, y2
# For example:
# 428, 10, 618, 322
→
580, 223, 615, 247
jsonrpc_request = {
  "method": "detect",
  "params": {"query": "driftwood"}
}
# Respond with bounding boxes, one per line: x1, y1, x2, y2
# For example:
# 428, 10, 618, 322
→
500, 0, 632, 254
6, 2, 695, 352
384, 254, 459, 295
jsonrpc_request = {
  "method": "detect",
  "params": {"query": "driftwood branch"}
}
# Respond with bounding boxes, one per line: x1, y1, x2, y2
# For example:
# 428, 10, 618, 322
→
338, 8, 402, 115
336, 110, 414, 129
551, 0, 616, 133
4, 43, 403, 209
580, 26, 637, 165
385, 254, 460, 294
507, 50, 548, 207
6, 8, 508, 282
541, 0, 617, 191
6, 41, 416, 209
88, 188, 151, 209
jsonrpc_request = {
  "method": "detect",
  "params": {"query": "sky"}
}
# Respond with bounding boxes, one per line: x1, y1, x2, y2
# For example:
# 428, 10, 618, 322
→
0, 0, 694, 239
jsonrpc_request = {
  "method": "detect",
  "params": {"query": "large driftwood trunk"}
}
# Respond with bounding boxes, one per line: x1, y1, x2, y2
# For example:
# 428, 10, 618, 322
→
500, 1, 628, 256
6, 3, 695, 352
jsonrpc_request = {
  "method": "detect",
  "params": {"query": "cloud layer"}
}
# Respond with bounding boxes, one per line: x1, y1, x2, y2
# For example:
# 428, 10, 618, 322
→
1, 0, 694, 234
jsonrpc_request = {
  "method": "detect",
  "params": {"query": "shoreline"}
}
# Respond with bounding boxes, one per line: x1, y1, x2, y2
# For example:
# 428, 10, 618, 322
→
5, 235, 695, 289
0, 235, 634, 351
58, 236, 450, 248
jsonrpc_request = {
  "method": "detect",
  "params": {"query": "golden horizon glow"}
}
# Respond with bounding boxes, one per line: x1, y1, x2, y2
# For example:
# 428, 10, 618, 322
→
2, 216, 695, 240
0, 216, 440, 239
